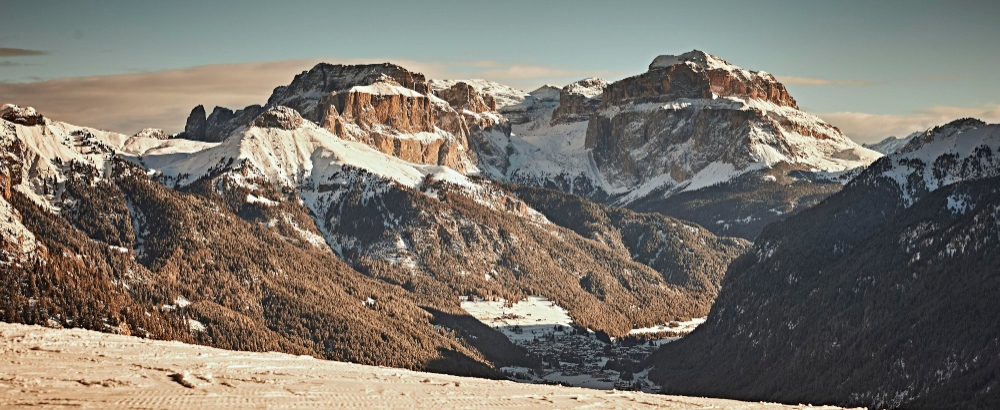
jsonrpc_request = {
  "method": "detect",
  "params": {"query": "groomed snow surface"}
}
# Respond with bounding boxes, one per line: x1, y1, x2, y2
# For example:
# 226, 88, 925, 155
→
0, 323, 861, 409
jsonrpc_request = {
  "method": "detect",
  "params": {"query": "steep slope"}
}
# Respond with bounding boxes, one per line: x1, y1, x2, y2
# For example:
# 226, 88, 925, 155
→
483, 51, 881, 239
0, 104, 534, 378
647, 118, 1000, 409
494, 81, 614, 201
510, 184, 749, 296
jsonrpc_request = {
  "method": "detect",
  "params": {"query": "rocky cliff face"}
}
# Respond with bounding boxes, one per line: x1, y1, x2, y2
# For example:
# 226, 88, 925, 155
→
583, 51, 878, 238
177, 104, 264, 142
268, 63, 432, 121
269, 63, 481, 172
429, 81, 513, 176
550, 78, 608, 125
639, 51, 797, 108
251, 106, 304, 130
434, 81, 498, 113
181, 105, 208, 140
0, 117, 24, 201
477, 52, 879, 239
0, 120, 37, 257
173, 63, 486, 172
318, 80, 471, 171
585, 50, 864, 191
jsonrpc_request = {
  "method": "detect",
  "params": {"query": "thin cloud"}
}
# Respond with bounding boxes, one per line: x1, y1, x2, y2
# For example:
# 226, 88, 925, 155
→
0, 58, 611, 134
777, 76, 879, 86
819, 105, 1000, 144
0, 61, 33, 67
0, 47, 47, 57
450, 60, 506, 68
923, 75, 976, 81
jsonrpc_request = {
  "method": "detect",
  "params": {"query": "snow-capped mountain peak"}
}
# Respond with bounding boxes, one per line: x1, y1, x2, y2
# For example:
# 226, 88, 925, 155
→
898, 117, 987, 154
496, 51, 879, 195
140, 106, 474, 192
427, 79, 528, 109
562, 78, 609, 99
863, 132, 919, 155
482, 51, 882, 238
648, 50, 736, 71
1, 104, 46, 126
874, 118, 1000, 206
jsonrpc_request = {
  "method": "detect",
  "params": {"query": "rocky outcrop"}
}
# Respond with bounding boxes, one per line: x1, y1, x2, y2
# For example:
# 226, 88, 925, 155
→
427, 79, 527, 110
584, 51, 872, 190
0, 132, 23, 201
434, 81, 497, 113
176, 104, 264, 142
178, 63, 480, 170
205, 106, 237, 138
1, 104, 45, 126
315, 80, 469, 170
251, 106, 303, 130
625, 50, 798, 109
268, 63, 432, 123
179, 65, 568, 173
428, 81, 515, 176
181, 105, 208, 140
551, 78, 608, 125
133, 128, 169, 140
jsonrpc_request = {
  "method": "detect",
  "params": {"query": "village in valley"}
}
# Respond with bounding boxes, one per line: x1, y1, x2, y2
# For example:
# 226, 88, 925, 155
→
461, 296, 705, 392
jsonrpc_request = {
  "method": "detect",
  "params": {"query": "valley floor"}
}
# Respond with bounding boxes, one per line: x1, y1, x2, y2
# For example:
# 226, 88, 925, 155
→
462, 296, 693, 391
0, 323, 859, 409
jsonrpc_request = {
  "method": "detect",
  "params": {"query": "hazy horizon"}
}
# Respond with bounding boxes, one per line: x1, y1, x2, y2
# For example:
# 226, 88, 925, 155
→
1, 0, 999, 142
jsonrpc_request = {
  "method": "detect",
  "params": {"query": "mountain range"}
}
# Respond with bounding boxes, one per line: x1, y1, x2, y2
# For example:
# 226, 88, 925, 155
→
647, 118, 1000, 409
2, 50, 997, 408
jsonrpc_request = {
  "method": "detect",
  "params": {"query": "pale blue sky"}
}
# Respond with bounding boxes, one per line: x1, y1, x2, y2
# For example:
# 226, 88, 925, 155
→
1, 0, 998, 141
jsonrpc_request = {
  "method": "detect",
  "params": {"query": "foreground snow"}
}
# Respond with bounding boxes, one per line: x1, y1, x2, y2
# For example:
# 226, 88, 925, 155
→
0, 323, 858, 409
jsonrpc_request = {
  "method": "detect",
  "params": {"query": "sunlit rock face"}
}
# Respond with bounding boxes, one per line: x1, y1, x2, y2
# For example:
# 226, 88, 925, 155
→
267, 63, 478, 172
550, 78, 609, 125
